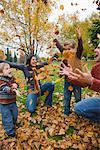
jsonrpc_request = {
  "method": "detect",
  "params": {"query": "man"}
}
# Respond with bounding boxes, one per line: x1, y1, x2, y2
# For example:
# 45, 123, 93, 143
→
60, 44, 100, 123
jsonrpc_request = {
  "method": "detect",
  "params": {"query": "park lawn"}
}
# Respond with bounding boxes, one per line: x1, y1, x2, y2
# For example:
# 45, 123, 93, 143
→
0, 60, 100, 150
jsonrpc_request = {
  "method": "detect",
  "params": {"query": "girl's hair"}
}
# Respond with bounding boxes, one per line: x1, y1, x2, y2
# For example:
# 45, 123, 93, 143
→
26, 53, 36, 66
0, 63, 10, 73
64, 39, 77, 49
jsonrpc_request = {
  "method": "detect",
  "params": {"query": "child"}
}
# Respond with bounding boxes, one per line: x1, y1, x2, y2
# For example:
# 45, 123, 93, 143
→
54, 27, 83, 115
0, 63, 18, 137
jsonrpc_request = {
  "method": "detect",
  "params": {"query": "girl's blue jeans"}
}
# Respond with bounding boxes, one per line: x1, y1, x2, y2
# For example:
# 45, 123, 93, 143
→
64, 81, 81, 115
74, 97, 100, 123
26, 82, 55, 113
0, 102, 18, 136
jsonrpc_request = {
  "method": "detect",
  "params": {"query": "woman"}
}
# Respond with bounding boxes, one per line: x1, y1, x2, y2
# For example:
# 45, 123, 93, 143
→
0, 54, 55, 113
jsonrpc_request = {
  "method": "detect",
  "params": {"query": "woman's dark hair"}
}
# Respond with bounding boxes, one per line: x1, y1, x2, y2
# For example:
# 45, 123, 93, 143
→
26, 53, 36, 66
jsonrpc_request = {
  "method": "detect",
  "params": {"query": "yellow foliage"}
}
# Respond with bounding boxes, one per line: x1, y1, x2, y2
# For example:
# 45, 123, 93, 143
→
0, 50, 6, 60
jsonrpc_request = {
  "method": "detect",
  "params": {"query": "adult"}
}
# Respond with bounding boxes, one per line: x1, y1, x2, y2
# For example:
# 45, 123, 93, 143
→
60, 44, 100, 123
0, 54, 55, 114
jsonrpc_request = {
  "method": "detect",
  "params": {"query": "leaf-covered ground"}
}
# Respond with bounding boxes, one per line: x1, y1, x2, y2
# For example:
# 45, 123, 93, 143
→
0, 62, 100, 150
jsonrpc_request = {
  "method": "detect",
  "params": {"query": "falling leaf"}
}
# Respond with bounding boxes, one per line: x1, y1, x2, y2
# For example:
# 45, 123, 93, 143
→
81, 8, 87, 11
71, 2, 73, 6
75, 3, 78, 5
44, 91, 49, 96
68, 86, 73, 91
60, 5, 64, 10
54, 30, 59, 35
0, 9, 4, 14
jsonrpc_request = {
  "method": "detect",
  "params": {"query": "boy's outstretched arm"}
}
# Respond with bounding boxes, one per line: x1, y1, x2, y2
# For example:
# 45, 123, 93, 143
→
53, 39, 63, 53
76, 27, 84, 59
0, 59, 28, 78
0, 59, 24, 70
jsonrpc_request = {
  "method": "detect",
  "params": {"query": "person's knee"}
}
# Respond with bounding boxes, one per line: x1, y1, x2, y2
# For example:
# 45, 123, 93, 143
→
26, 100, 36, 113
26, 96, 37, 113
74, 102, 83, 115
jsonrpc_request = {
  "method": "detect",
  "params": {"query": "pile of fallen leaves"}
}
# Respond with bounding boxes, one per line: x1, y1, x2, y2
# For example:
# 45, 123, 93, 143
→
0, 101, 99, 150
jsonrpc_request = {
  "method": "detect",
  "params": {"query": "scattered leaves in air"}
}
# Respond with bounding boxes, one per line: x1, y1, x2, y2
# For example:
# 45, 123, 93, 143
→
54, 25, 59, 35
71, 3, 78, 6
71, 2, 74, 6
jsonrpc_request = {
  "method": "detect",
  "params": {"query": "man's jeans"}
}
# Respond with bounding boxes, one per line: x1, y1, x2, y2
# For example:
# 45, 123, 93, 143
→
64, 81, 81, 115
26, 82, 55, 113
0, 102, 18, 135
74, 97, 100, 123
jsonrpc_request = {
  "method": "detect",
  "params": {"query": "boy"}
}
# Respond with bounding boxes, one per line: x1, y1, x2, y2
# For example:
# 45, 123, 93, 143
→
0, 63, 18, 137
54, 27, 83, 115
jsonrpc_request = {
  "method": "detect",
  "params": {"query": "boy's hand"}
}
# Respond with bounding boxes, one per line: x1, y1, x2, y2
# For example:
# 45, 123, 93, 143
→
76, 27, 81, 38
53, 39, 58, 45
59, 63, 73, 76
12, 89, 21, 96
11, 83, 18, 90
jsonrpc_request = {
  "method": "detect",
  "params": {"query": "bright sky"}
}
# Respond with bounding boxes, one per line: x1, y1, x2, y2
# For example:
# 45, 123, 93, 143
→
49, 0, 98, 22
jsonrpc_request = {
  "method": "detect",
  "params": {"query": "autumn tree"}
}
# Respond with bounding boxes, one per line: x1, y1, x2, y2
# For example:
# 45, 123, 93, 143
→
88, 18, 100, 48
0, 0, 54, 56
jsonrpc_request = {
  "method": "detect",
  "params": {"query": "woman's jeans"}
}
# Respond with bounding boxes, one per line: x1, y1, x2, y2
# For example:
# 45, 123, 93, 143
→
64, 81, 81, 115
0, 102, 18, 135
26, 82, 55, 113
74, 97, 100, 123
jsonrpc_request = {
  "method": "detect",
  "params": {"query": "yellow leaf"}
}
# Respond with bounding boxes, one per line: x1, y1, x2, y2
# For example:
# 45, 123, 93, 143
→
55, 78, 62, 83
68, 86, 73, 91
60, 5, 64, 10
